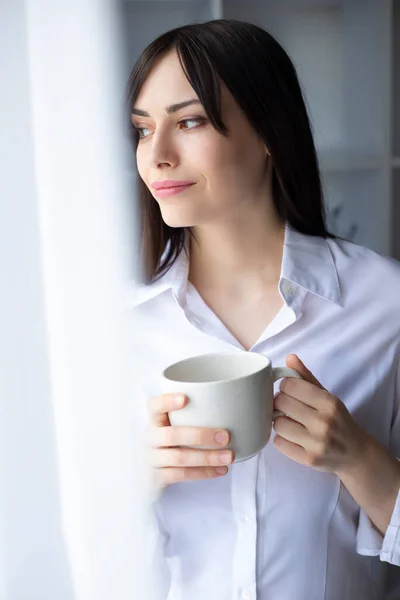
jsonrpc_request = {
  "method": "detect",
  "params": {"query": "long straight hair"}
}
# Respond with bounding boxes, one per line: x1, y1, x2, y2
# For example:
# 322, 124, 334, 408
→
127, 20, 335, 283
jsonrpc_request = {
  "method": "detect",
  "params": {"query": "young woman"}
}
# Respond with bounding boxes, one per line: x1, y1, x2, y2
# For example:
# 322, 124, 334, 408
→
128, 19, 400, 600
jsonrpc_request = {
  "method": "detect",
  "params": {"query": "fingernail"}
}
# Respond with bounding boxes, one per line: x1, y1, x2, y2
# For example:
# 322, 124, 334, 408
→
218, 451, 232, 464
174, 395, 185, 407
216, 466, 228, 475
214, 431, 229, 445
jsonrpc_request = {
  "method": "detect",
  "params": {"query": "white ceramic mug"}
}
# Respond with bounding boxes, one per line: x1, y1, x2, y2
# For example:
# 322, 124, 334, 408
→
160, 351, 302, 462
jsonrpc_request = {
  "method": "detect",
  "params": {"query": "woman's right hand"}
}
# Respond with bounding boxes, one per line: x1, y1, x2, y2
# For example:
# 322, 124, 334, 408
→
148, 393, 234, 490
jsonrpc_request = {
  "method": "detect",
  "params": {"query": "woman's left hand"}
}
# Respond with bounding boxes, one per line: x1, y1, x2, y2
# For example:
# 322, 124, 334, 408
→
273, 354, 368, 475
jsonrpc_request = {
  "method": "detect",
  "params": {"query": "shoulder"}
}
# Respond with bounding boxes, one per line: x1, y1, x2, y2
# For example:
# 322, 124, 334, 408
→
327, 236, 400, 310
125, 282, 174, 321
126, 244, 188, 311
126, 280, 167, 309
327, 236, 400, 284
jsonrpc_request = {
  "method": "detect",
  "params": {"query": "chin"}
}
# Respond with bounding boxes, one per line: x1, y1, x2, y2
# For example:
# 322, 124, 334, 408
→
161, 216, 196, 228
159, 206, 201, 229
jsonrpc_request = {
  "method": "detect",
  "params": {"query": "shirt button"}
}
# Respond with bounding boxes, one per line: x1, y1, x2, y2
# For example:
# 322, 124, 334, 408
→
243, 515, 252, 525
241, 589, 252, 600
285, 283, 294, 295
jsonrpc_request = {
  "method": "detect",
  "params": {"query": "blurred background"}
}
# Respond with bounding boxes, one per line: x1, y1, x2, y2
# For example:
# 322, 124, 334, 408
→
0, 1, 399, 599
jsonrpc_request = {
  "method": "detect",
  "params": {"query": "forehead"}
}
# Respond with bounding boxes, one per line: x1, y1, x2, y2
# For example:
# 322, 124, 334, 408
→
135, 50, 196, 109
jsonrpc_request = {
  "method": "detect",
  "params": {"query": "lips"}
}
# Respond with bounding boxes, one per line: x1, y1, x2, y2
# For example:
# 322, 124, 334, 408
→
151, 180, 196, 198
151, 180, 195, 190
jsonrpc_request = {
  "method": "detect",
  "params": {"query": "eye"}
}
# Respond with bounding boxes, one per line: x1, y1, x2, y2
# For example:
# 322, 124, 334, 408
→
135, 126, 152, 139
179, 117, 206, 130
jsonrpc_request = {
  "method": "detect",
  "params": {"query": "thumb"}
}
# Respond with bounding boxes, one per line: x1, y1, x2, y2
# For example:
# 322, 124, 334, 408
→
286, 354, 325, 390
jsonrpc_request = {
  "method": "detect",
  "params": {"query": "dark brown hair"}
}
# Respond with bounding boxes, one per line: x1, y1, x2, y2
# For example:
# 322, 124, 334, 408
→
127, 19, 335, 283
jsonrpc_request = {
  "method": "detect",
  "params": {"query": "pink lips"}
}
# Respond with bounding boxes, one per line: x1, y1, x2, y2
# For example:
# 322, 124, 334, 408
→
151, 179, 195, 198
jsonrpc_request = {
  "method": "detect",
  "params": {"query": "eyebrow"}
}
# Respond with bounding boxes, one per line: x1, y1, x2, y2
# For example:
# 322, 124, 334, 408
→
131, 99, 201, 117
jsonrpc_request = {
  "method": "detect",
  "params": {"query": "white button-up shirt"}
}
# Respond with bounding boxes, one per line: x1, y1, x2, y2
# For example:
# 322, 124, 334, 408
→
131, 225, 400, 599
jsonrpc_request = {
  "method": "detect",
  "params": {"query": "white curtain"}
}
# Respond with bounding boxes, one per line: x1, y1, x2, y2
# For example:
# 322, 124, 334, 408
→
0, 2, 150, 599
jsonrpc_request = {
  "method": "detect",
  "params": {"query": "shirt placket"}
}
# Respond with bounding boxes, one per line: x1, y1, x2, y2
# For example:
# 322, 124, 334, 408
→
231, 455, 259, 600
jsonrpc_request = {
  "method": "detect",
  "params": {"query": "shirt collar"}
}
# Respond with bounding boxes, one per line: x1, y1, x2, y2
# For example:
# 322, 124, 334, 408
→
129, 224, 341, 308
128, 243, 189, 308
280, 224, 341, 306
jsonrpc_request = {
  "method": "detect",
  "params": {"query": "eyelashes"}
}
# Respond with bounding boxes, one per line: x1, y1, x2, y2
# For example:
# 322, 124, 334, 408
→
178, 117, 206, 131
133, 116, 207, 139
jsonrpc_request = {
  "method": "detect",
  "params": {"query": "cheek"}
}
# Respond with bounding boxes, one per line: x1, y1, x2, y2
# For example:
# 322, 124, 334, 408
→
135, 146, 148, 182
200, 138, 254, 191
189, 136, 235, 184
223, 139, 266, 191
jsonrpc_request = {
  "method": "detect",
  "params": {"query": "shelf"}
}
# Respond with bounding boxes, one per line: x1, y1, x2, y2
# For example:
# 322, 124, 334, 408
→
318, 151, 383, 172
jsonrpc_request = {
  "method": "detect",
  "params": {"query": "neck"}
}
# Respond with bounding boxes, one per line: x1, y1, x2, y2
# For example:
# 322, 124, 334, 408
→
188, 204, 285, 295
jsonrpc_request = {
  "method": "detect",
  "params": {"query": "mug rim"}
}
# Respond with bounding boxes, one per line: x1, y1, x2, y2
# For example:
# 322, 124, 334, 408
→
161, 351, 271, 386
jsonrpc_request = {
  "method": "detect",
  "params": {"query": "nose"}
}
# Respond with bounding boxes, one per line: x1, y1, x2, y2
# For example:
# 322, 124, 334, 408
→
149, 129, 178, 169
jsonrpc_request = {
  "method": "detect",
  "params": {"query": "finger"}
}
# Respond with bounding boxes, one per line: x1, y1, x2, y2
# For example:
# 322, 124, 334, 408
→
274, 392, 318, 425
150, 425, 230, 449
286, 354, 325, 389
273, 434, 308, 464
157, 465, 228, 487
148, 394, 187, 427
152, 447, 234, 468
279, 377, 333, 411
273, 415, 310, 447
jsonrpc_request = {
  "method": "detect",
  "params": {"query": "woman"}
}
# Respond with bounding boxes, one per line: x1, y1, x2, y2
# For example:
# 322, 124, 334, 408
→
128, 20, 400, 600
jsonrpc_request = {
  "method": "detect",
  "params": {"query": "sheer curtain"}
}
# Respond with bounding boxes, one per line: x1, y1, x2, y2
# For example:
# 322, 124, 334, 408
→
0, 2, 149, 599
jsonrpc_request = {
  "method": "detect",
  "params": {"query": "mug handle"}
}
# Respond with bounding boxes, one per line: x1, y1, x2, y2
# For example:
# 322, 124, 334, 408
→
272, 367, 303, 421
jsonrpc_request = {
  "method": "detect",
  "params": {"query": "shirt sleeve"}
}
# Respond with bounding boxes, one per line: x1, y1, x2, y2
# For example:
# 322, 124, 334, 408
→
356, 353, 400, 566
